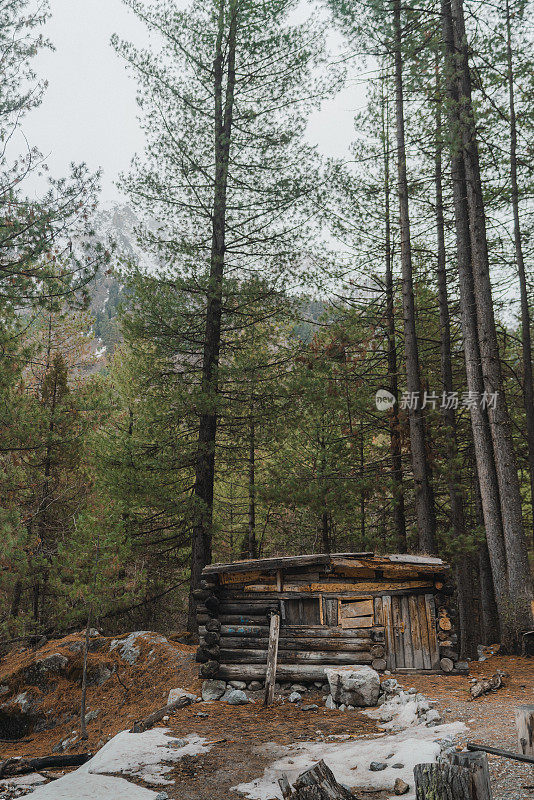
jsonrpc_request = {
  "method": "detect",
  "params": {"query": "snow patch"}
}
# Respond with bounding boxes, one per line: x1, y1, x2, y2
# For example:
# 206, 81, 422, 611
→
25, 729, 211, 799
233, 722, 466, 800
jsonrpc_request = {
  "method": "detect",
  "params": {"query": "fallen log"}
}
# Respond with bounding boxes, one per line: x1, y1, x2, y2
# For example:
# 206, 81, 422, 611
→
468, 671, 508, 700
0, 753, 90, 779
130, 695, 193, 733
279, 760, 355, 799
467, 742, 534, 765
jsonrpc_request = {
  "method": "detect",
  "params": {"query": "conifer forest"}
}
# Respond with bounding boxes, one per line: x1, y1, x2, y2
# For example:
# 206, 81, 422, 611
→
1, 1, 534, 796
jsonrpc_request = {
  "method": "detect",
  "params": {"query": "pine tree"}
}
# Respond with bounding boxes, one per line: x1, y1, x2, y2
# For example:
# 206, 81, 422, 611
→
112, 0, 334, 626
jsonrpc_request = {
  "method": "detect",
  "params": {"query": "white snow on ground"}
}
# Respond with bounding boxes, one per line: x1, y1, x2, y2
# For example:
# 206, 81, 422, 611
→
234, 722, 466, 800
25, 729, 211, 800
0, 772, 46, 788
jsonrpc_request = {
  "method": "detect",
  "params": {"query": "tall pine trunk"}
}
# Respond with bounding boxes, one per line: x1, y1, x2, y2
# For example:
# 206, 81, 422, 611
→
440, 0, 512, 643
505, 0, 534, 546
449, 0, 533, 639
382, 74, 407, 552
434, 61, 476, 656
392, 0, 437, 553
188, 0, 238, 630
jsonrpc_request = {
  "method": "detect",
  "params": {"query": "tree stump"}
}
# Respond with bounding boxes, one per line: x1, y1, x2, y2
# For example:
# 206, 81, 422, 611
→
516, 705, 534, 757
279, 760, 354, 799
414, 762, 471, 799
414, 752, 492, 800
450, 751, 493, 799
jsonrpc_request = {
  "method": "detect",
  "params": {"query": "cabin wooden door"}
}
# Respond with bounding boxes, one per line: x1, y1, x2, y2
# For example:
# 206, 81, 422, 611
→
382, 593, 440, 671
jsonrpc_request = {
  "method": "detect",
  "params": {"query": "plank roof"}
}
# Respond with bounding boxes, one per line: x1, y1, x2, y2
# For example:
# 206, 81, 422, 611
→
202, 552, 447, 576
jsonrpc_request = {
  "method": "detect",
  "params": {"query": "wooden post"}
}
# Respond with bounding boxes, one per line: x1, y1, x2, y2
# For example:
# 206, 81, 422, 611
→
263, 612, 280, 707
414, 752, 492, 800
516, 705, 534, 757
450, 751, 493, 800
414, 763, 471, 799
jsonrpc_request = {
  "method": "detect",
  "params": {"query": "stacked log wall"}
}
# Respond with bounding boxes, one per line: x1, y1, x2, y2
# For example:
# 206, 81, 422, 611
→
195, 565, 461, 680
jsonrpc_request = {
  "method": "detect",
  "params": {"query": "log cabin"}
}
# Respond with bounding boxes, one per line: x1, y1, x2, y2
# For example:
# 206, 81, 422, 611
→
194, 552, 465, 683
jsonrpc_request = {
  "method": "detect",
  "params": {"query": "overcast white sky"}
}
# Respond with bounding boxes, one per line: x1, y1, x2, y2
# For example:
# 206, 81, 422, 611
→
20, 0, 367, 206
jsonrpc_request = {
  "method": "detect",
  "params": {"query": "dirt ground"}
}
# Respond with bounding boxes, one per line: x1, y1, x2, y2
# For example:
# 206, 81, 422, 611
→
0, 634, 533, 800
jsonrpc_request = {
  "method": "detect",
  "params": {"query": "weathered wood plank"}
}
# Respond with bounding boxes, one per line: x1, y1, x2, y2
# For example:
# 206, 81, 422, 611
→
425, 594, 441, 669
374, 596, 384, 627
392, 596, 405, 668
382, 594, 395, 671
409, 594, 424, 670
340, 616, 374, 629
401, 595, 414, 669
417, 594, 432, 670
264, 613, 280, 707
340, 599, 374, 617
220, 649, 374, 665
220, 637, 377, 652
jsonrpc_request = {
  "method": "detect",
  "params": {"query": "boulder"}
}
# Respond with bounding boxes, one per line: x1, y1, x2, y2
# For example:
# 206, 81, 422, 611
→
325, 695, 337, 710
167, 688, 197, 705
222, 689, 249, 705
20, 654, 68, 688
110, 632, 147, 665
326, 666, 380, 708
201, 680, 226, 701
87, 664, 112, 687
288, 692, 301, 703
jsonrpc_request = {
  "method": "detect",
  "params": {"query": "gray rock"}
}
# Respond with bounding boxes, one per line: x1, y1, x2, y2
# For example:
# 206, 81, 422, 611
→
425, 708, 442, 726
326, 666, 381, 708
391, 763, 404, 769
288, 692, 302, 703
110, 632, 147, 665
325, 695, 337, 710
24, 653, 68, 686
407, 687, 417, 694
15, 692, 33, 713
84, 709, 100, 724
394, 778, 409, 795
314, 681, 323, 688
381, 678, 400, 694
290, 684, 307, 693
228, 680, 247, 690
222, 689, 249, 705
155, 794, 169, 800
301, 704, 318, 711
0, 685, 9, 696
339, 704, 346, 712
167, 688, 197, 704
321, 683, 329, 692
201, 680, 226, 701
88, 665, 112, 687
249, 681, 262, 691
347, 705, 354, 711
369, 762, 387, 771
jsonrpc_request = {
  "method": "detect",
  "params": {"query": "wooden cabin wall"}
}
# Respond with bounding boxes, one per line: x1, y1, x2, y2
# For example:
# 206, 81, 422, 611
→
194, 566, 460, 681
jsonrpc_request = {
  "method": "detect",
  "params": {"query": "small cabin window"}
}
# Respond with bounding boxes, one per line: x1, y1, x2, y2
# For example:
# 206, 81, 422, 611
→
284, 598, 321, 626
339, 598, 374, 629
